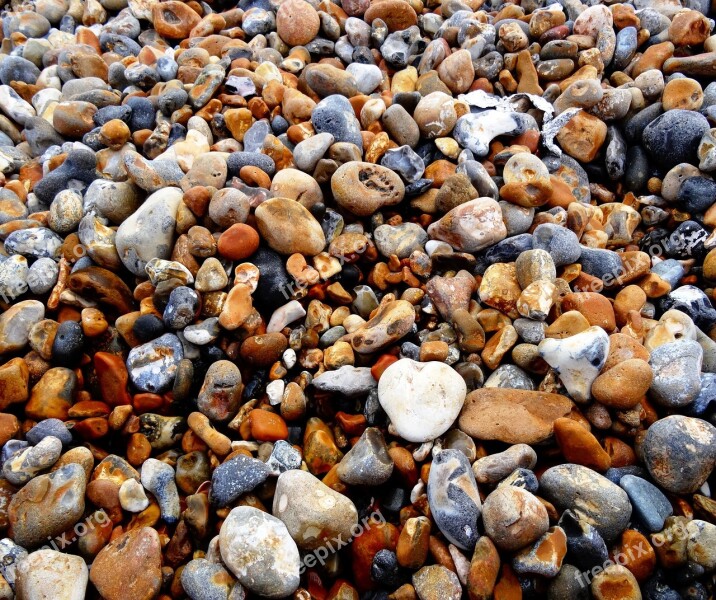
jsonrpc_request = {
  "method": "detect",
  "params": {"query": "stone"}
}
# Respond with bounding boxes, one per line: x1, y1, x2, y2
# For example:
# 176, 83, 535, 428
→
553, 418, 611, 472
3, 435, 62, 486
276, 0, 320, 46
9, 464, 86, 548
15, 550, 88, 600
540, 464, 632, 542
180, 559, 237, 600
427, 449, 481, 551
643, 109, 709, 169
0, 300, 44, 355
642, 416, 716, 494
413, 565, 461, 600
428, 198, 507, 252
273, 469, 358, 550
538, 326, 609, 403
512, 526, 567, 577
90, 527, 162, 600
473, 444, 537, 485
348, 300, 415, 354
414, 92, 457, 139
459, 388, 573, 444
454, 110, 534, 157
331, 161, 405, 216
591, 565, 641, 600
648, 340, 703, 407
141, 458, 180, 524
556, 112, 607, 163
219, 506, 300, 598
378, 359, 466, 443
591, 359, 652, 410
255, 198, 326, 256
337, 427, 393, 485
311, 365, 377, 396
197, 361, 242, 423
126, 333, 183, 394
115, 187, 182, 276
209, 454, 270, 507
482, 486, 549, 551
685, 520, 716, 571
619, 475, 672, 533
118, 478, 149, 513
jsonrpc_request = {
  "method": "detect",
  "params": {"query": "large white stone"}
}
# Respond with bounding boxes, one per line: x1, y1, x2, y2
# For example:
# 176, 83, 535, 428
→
538, 326, 609, 403
378, 359, 467, 443
219, 506, 300, 599
15, 549, 88, 600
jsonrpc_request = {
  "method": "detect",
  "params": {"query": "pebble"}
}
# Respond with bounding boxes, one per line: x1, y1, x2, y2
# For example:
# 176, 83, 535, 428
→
459, 388, 573, 444
538, 326, 609, 403
273, 469, 358, 550
540, 464, 632, 542
428, 198, 507, 252
140, 458, 180, 524
15, 549, 88, 600
219, 506, 300, 598
641, 415, 716, 494
118, 478, 149, 513
3, 435, 62, 486
482, 486, 549, 551
209, 454, 270, 507
413, 565, 462, 600
337, 427, 393, 485
331, 161, 404, 216
255, 197, 326, 255
619, 474, 672, 533
648, 340, 703, 407
126, 333, 183, 394
115, 187, 182, 276
427, 449, 481, 551
378, 359, 466, 442
90, 527, 162, 600
8, 463, 86, 548
181, 559, 239, 600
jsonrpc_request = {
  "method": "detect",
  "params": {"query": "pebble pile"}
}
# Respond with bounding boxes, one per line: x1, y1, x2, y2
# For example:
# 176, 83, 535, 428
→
0, 0, 715, 596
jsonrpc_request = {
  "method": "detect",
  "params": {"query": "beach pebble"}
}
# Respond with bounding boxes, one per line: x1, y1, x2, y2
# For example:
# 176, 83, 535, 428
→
648, 340, 703, 407
482, 486, 549, 551
378, 359, 466, 443
90, 527, 162, 600
540, 464, 632, 542
427, 449, 481, 551
273, 469, 358, 550
337, 427, 393, 485
642, 415, 716, 494
219, 506, 300, 599
15, 550, 88, 600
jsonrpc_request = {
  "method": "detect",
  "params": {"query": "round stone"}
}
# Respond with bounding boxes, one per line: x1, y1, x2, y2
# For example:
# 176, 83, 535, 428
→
642, 415, 716, 494
378, 359, 466, 443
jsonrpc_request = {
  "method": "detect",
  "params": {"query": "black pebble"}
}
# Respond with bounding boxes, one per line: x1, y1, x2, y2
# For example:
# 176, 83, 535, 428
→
132, 314, 165, 343
52, 321, 84, 367
371, 550, 404, 588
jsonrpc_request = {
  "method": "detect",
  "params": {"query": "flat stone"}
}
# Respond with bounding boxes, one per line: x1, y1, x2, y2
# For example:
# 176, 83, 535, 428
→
459, 388, 574, 444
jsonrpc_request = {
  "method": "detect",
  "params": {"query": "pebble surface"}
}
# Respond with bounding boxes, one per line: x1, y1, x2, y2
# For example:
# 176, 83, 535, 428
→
0, 0, 713, 597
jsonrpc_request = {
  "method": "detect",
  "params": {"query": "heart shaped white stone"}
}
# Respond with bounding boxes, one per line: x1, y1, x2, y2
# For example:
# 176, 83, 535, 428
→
378, 358, 467, 443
